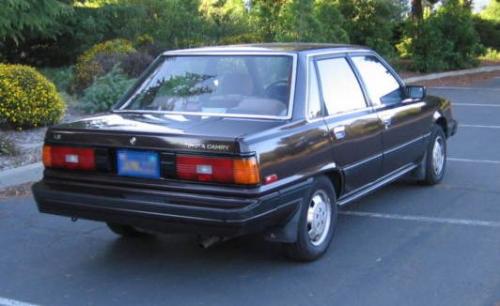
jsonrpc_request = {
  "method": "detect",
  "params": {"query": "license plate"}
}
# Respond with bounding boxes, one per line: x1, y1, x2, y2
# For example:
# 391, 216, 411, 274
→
116, 150, 160, 179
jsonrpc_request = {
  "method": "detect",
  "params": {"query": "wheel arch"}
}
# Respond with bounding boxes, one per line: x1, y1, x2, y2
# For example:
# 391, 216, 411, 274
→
321, 168, 344, 199
433, 111, 448, 137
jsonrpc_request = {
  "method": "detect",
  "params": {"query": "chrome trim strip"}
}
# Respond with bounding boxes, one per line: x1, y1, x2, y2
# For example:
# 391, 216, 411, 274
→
342, 132, 431, 171
117, 53, 298, 121
112, 110, 289, 120
384, 135, 425, 155
338, 163, 418, 206
343, 153, 383, 171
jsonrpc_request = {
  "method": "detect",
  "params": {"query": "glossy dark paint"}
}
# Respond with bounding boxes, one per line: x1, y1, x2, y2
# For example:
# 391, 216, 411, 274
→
34, 44, 457, 237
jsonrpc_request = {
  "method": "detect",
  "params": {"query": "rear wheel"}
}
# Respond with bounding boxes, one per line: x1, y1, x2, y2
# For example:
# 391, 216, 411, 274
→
421, 124, 447, 185
106, 223, 149, 237
284, 176, 338, 261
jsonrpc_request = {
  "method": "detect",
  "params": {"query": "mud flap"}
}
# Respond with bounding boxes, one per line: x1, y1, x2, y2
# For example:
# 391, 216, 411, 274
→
411, 151, 427, 180
264, 201, 302, 243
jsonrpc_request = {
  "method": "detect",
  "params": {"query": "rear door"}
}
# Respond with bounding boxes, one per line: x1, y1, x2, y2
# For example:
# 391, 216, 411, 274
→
312, 55, 384, 194
350, 54, 429, 175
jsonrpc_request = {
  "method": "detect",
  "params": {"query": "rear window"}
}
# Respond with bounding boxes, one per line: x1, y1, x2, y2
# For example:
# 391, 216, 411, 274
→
120, 55, 295, 118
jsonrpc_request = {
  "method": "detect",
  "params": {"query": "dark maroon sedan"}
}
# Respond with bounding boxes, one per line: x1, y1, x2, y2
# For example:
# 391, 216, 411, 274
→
33, 44, 457, 261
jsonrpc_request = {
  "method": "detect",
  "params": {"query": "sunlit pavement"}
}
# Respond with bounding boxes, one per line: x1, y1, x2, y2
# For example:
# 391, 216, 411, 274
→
0, 79, 499, 306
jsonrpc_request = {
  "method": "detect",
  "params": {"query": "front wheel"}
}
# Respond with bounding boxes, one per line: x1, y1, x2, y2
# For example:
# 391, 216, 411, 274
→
284, 176, 338, 261
421, 124, 447, 185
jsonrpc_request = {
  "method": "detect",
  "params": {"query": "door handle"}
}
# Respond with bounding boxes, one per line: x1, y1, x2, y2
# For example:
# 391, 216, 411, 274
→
333, 126, 346, 140
382, 117, 392, 129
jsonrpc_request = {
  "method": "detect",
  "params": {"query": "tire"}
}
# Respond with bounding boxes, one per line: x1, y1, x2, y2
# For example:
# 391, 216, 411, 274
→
284, 176, 338, 261
106, 223, 148, 237
421, 124, 447, 185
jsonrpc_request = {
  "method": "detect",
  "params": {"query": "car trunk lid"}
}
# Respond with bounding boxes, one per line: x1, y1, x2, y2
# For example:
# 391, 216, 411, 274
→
46, 113, 285, 154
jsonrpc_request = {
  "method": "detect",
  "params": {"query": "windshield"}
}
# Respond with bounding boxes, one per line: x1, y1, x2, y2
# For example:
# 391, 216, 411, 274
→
120, 55, 294, 118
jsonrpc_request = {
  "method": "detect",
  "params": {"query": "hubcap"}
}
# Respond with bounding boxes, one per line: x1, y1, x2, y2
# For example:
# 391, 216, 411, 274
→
307, 190, 332, 246
432, 136, 445, 176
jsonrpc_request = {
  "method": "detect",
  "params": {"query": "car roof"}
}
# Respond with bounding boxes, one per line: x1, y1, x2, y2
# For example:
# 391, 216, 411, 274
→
163, 43, 371, 55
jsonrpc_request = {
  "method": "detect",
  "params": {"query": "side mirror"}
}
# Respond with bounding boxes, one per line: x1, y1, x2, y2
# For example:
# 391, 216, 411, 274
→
406, 85, 426, 101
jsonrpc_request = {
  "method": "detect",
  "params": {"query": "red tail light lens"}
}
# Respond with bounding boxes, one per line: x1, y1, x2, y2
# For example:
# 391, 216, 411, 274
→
43, 145, 96, 171
176, 155, 260, 185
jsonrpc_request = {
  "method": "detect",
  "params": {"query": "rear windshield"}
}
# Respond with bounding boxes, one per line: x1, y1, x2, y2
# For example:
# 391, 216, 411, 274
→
120, 55, 294, 118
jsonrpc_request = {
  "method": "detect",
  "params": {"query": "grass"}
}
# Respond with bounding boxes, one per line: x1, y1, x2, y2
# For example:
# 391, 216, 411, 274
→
479, 48, 500, 62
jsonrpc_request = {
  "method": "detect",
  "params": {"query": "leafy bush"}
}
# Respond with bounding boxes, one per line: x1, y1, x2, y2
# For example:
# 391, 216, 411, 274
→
219, 33, 264, 45
480, 0, 500, 22
200, 0, 250, 44
119, 52, 154, 78
337, 0, 404, 58
0, 135, 18, 156
0, 0, 70, 43
0, 64, 65, 129
398, 0, 484, 72
73, 39, 136, 93
39, 66, 74, 92
473, 16, 500, 50
79, 66, 135, 114
313, 0, 349, 43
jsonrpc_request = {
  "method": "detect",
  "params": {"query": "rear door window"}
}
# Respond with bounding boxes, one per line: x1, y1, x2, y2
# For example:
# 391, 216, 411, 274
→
316, 57, 367, 115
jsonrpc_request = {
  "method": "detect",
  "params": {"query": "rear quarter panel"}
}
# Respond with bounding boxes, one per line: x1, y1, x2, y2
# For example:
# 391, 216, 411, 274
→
240, 119, 332, 191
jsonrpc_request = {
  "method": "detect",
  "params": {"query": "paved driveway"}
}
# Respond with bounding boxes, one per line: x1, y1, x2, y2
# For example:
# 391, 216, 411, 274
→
0, 79, 499, 306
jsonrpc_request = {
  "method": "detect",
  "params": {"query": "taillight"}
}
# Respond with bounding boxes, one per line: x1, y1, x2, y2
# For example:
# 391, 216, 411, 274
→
42, 145, 96, 171
176, 155, 260, 185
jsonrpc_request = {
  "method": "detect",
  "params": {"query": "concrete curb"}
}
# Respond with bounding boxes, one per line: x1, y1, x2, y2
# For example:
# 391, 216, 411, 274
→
0, 162, 43, 190
404, 65, 500, 83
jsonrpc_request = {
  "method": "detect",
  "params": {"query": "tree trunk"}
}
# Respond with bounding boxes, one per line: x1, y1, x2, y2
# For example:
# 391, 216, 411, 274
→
411, 0, 423, 20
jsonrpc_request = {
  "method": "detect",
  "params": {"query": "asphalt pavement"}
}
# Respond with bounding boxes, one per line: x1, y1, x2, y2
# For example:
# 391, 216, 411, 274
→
0, 78, 499, 306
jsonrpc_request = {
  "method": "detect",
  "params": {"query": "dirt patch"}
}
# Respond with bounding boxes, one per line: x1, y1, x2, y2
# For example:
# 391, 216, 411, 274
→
0, 112, 83, 171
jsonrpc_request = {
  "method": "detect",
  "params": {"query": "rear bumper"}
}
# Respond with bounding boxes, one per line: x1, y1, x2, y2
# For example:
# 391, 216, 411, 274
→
32, 179, 310, 236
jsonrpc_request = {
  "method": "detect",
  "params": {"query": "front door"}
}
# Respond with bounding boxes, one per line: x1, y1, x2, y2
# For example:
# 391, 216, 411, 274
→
351, 55, 430, 175
314, 56, 384, 194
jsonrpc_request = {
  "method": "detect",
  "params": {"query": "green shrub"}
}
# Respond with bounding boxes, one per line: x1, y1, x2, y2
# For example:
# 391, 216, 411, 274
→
219, 33, 264, 45
119, 52, 154, 78
473, 16, 500, 50
398, 0, 484, 72
39, 66, 74, 93
337, 0, 404, 58
0, 64, 65, 129
79, 66, 135, 114
73, 39, 136, 93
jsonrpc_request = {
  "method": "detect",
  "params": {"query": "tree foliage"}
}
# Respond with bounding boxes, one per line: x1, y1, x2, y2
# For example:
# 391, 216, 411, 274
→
337, 0, 404, 57
200, 0, 249, 43
0, 0, 71, 42
398, 0, 484, 72
480, 0, 500, 21
0, 0, 491, 73
250, 0, 288, 42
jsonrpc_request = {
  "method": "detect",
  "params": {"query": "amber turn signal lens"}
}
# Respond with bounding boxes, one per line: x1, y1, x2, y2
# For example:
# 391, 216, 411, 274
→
42, 145, 52, 168
233, 157, 260, 185
176, 155, 261, 185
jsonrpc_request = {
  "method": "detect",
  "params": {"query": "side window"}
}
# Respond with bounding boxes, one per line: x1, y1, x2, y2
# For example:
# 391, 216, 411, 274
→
316, 58, 367, 115
351, 56, 403, 106
308, 62, 322, 119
